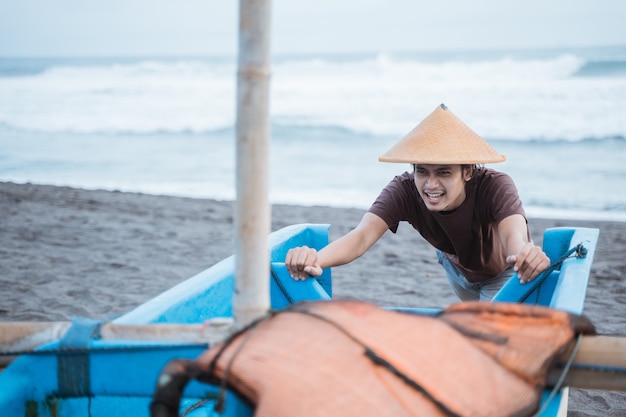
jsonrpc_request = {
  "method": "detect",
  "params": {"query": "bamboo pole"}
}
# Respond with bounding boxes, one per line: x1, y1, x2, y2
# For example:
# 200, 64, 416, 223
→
0, 320, 233, 367
549, 335, 626, 391
233, 0, 272, 330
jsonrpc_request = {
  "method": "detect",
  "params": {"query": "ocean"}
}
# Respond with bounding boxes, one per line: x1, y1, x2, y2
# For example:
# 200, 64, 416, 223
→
1, 46, 625, 221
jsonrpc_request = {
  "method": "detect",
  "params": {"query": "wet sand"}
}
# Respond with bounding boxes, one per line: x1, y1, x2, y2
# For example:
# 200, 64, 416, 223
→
1, 181, 624, 415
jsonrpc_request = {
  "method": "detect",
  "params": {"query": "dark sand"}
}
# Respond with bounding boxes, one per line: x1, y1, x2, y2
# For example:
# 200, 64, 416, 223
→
1, 181, 625, 415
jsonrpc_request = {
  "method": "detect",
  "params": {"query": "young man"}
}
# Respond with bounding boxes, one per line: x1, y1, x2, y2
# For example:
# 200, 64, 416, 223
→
285, 104, 550, 301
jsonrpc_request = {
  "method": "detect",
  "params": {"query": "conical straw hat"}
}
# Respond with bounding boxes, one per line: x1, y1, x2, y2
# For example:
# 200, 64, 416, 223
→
378, 104, 506, 164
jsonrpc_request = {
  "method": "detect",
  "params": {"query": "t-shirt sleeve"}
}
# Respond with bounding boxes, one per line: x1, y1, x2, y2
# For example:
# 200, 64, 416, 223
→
368, 173, 415, 234
482, 171, 527, 223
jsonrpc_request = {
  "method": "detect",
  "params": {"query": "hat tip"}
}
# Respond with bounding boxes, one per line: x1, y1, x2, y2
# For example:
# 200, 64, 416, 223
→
440, 103, 448, 110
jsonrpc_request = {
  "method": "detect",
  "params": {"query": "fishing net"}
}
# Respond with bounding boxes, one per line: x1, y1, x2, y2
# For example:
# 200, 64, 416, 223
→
157, 300, 596, 417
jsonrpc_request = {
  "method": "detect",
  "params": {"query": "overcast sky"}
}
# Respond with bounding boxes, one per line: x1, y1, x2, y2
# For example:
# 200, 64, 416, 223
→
1, 0, 624, 57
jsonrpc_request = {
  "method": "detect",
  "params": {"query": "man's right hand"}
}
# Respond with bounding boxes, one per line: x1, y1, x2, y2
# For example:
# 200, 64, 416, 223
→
285, 246, 323, 280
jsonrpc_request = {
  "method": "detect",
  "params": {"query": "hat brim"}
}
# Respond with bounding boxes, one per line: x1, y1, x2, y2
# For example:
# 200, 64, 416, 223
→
379, 104, 506, 165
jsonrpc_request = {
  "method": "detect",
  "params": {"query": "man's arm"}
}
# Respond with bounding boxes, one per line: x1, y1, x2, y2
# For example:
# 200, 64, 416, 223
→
498, 214, 551, 283
285, 212, 389, 280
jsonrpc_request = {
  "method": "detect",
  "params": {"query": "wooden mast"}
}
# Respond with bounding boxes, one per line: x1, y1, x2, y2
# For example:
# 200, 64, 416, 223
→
233, 0, 272, 329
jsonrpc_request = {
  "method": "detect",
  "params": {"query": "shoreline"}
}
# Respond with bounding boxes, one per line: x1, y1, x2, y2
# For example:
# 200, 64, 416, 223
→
5, 179, 626, 225
1, 181, 625, 415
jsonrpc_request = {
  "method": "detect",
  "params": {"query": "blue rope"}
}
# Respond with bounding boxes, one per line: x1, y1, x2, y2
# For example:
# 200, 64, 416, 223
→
516, 243, 588, 304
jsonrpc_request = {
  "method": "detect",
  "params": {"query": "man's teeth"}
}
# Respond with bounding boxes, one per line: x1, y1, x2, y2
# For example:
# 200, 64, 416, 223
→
427, 193, 443, 198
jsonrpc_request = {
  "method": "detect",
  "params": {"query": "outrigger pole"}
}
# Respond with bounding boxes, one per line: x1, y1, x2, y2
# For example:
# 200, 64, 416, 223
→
233, 0, 273, 329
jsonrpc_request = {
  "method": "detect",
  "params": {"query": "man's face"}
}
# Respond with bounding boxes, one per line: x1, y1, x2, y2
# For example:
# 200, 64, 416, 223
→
413, 164, 470, 212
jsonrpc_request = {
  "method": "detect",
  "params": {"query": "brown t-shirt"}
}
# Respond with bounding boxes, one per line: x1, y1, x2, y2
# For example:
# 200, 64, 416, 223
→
368, 168, 527, 283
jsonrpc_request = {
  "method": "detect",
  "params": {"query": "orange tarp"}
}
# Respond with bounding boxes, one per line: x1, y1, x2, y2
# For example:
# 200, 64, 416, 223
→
196, 300, 595, 417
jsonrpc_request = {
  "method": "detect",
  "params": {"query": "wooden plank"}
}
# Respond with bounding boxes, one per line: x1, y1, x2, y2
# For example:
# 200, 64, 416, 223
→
0, 319, 233, 355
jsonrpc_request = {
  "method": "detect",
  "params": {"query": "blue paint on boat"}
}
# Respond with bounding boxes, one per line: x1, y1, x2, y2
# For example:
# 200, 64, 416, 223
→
0, 224, 599, 417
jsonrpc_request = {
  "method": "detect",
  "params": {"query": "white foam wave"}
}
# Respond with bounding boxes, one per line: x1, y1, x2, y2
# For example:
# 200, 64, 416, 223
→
1, 53, 625, 141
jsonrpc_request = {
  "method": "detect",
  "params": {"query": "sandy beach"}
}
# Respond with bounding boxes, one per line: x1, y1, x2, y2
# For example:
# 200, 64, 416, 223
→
1, 181, 625, 415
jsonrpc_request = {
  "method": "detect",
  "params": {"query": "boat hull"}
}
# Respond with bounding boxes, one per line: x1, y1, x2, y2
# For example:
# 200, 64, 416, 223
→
0, 224, 599, 417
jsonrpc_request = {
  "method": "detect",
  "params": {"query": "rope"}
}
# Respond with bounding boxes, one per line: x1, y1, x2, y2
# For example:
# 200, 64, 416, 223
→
213, 323, 263, 413
270, 266, 294, 304
205, 311, 274, 413
516, 243, 588, 304
533, 333, 583, 417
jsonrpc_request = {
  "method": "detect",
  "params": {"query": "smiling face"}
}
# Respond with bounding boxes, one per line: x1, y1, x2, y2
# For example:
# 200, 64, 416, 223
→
413, 164, 473, 212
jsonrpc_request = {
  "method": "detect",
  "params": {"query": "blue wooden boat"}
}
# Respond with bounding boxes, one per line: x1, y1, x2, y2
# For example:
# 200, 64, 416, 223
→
0, 223, 601, 417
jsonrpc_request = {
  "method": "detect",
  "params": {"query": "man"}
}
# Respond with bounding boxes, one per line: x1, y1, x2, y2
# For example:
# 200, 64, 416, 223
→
286, 104, 550, 301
